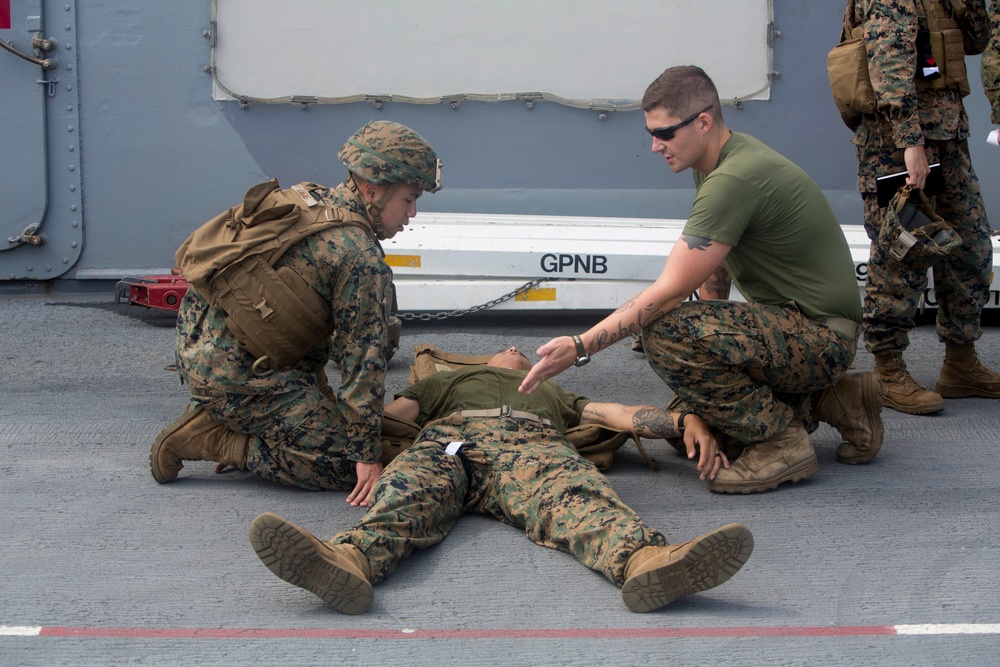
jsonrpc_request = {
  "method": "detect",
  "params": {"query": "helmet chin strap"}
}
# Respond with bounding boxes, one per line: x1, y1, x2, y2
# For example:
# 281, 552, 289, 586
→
347, 175, 399, 241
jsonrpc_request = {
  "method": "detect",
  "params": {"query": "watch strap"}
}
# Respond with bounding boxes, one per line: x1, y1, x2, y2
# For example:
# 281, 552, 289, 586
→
678, 411, 693, 434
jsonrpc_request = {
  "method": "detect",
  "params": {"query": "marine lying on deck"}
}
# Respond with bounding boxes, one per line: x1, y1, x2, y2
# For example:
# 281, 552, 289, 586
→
249, 347, 754, 614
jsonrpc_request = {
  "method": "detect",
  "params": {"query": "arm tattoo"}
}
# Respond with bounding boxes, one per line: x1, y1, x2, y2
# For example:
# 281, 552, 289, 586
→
595, 299, 667, 348
583, 405, 608, 424
681, 234, 714, 251
632, 407, 678, 438
703, 265, 731, 300
612, 295, 639, 317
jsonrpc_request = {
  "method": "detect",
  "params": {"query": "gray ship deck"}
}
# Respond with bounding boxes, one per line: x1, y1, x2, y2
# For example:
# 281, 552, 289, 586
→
2, 293, 998, 666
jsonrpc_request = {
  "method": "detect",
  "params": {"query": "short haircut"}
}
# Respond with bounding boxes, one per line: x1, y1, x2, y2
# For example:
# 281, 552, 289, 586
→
641, 65, 722, 121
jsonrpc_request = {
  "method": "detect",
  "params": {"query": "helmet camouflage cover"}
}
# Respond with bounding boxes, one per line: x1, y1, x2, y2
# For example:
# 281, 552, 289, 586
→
338, 121, 442, 193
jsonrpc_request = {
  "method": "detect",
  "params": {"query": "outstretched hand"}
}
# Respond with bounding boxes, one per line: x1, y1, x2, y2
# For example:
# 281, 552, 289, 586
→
347, 460, 383, 507
518, 336, 577, 394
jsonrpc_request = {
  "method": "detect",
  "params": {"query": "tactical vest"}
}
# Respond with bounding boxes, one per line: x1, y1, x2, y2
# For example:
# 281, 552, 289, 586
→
176, 179, 373, 373
914, 0, 973, 97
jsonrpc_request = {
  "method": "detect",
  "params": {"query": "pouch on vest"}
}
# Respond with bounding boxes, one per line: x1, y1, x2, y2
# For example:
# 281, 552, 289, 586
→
878, 184, 962, 269
915, 0, 977, 96
209, 258, 331, 369
927, 29, 971, 96
827, 0, 874, 131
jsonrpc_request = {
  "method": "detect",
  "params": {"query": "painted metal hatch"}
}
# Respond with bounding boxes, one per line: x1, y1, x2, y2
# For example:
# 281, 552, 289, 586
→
0, 0, 82, 280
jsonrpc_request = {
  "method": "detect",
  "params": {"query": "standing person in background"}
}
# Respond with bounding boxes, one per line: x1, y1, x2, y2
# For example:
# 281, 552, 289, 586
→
984, 0, 1000, 128
520, 66, 882, 495
849, 0, 998, 414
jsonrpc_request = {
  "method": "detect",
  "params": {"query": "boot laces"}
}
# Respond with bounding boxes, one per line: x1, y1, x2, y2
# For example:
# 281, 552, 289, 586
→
886, 368, 923, 392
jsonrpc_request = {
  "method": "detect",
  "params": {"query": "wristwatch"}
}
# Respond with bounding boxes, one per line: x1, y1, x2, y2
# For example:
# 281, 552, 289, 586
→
678, 411, 693, 434
572, 335, 591, 367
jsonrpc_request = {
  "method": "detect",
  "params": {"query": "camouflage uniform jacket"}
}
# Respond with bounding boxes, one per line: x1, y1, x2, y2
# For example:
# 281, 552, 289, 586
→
983, 1, 1000, 124
854, 0, 989, 148
175, 183, 392, 463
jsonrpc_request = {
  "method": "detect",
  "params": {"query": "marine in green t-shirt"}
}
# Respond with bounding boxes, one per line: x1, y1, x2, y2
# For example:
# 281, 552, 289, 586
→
688, 132, 861, 322
523, 66, 881, 497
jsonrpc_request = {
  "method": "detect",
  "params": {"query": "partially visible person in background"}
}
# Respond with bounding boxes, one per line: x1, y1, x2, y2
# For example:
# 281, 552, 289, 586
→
848, 0, 998, 415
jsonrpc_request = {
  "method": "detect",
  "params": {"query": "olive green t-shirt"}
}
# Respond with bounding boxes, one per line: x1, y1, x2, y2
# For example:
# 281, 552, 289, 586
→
687, 132, 861, 323
398, 366, 591, 432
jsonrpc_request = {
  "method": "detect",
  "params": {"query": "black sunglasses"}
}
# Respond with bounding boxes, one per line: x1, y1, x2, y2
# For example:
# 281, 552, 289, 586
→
645, 104, 714, 141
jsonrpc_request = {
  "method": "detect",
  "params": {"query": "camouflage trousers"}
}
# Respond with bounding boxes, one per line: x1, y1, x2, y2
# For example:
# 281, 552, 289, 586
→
331, 415, 667, 586
857, 136, 992, 353
643, 301, 856, 448
188, 368, 355, 491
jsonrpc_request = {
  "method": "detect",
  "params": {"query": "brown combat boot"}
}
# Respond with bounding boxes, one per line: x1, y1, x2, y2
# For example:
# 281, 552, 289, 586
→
149, 406, 249, 483
621, 524, 754, 612
873, 351, 944, 414
249, 512, 374, 615
708, 423, 817, 494
936, 343, 1000, 399
812, 372, 884, 464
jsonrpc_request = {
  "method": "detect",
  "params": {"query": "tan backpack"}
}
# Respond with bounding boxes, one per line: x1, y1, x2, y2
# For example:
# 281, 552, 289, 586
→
176, 179, 372, 372
383, 344, 658, 472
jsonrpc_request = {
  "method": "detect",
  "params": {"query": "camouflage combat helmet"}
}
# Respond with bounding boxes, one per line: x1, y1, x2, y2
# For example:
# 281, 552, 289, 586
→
338, 121, 442, 193
339, 121, 441, 240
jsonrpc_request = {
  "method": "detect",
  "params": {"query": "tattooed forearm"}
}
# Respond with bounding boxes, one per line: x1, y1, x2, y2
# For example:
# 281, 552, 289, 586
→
632, 407, 679, 439
583, 405, 608, 424
612, 295, 639, 317
595, 302, 668, 348
681, 234, 714, 251
701, 265, 731, 300
583, 403, 682, 439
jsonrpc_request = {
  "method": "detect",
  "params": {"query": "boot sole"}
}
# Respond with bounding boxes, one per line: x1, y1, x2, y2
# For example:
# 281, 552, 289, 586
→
621, 524, 754, 613
881, 395, 944, 414
249, 512, 373, 615
935, 383, 1000, 399
707, 453, 818, 494
149, 406, 200, 484
882, 396, 944, 415
837, 372, 885, 465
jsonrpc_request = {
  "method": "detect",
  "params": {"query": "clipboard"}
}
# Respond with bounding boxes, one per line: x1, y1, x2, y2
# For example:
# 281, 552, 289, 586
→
876, 163, 943, 208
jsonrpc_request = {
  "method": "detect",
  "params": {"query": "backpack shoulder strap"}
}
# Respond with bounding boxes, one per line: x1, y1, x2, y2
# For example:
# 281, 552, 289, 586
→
842, 0, 860, 41
257, 183, 374, 266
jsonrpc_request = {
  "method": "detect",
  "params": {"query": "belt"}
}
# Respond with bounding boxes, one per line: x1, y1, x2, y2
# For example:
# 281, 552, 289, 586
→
457, 405, 551, 426
823, 316, 860, 340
